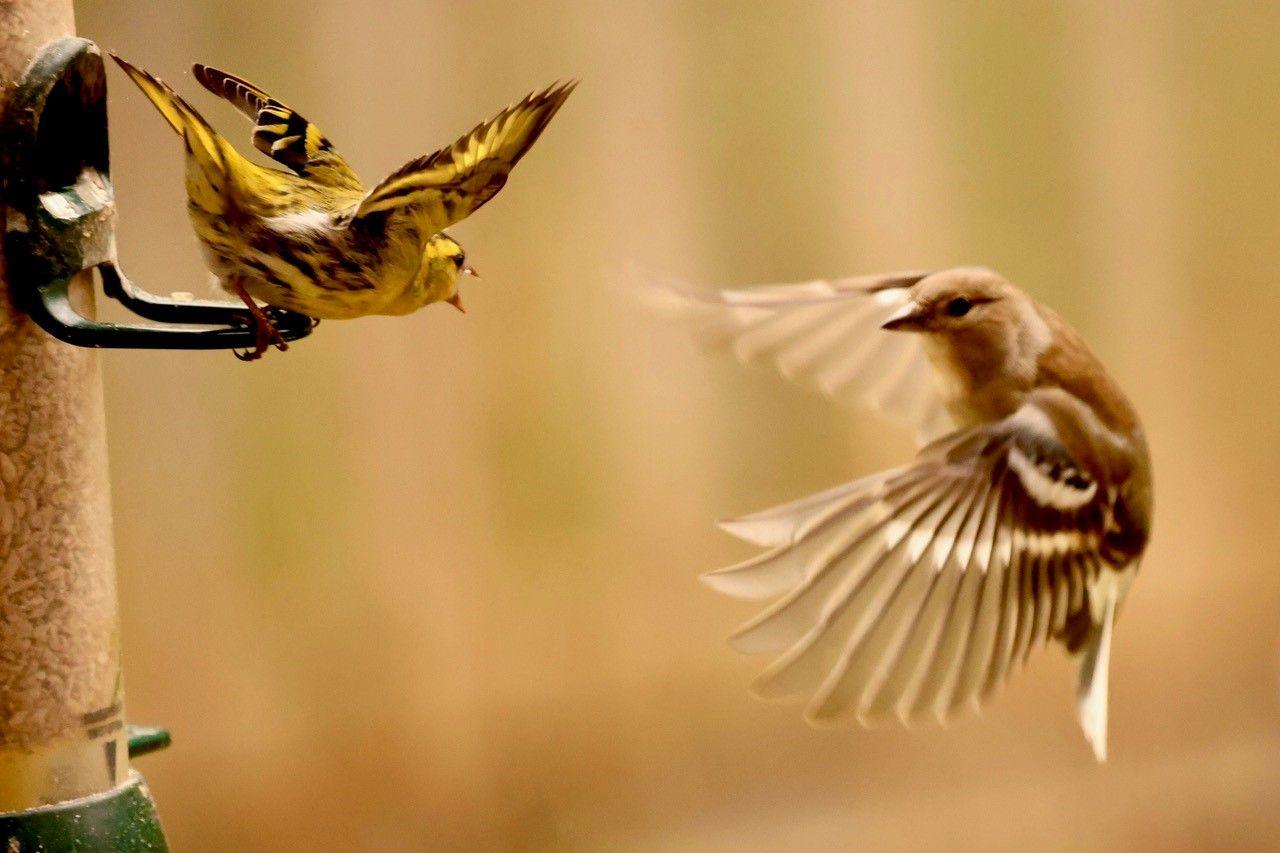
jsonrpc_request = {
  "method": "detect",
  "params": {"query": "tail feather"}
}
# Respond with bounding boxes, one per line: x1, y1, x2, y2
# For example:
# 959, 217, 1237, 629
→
1076, 582, 1117, 762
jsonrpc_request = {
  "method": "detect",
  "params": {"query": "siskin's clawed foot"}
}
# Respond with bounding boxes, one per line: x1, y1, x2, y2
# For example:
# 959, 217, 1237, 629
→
230, 281, 289, 362
232, 309, 288, 361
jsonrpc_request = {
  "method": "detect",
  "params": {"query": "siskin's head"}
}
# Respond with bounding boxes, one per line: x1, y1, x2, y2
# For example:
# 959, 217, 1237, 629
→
427, 234, 478, 312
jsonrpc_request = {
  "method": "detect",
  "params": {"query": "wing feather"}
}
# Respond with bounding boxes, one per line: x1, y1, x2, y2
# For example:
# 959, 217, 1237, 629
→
651, 272, 953, 443
731, 473, 937, 660
704, 480, 887, 600
880, 472, 993, 721
944, 468, 1011, 716
904, 453, 1005, 722
353, 81, 576, 227
808, 480, 972, 724
979, 517, 1025, 702
887, 472, 991, 721
754, 479, 958, 704
1028, 552, 1055, 659
192, 64, 361, 191
1008, 548, 1040, 671
709, 400, 1126, 733
714, 475, 880, 550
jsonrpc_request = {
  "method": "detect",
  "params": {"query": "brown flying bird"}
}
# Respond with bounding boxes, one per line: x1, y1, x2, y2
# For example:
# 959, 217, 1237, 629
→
664, 267, 1151, 761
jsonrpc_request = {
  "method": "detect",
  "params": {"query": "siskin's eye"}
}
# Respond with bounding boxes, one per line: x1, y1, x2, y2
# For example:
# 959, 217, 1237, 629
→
453, 254, 466, 270
945, 297, 972, 318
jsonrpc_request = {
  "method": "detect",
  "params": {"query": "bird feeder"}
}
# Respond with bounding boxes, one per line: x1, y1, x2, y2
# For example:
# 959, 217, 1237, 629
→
3, 37, 316, 351
0, 32, 260, 851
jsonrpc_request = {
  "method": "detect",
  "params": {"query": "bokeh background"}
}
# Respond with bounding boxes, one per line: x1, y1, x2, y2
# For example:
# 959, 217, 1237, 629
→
73, 0, 1280, 849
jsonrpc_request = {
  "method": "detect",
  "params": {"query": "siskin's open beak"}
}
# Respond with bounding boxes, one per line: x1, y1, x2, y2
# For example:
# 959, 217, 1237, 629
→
447, 293, 466, 313
462, 265, 479, 279
881, 302, 929, 332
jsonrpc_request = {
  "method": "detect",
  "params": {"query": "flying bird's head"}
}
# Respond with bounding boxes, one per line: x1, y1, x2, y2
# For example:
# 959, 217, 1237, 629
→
426, 234, 478, 313
881, 267, 1052, 407
881, 267, 1048, 345
880, 267, 1019, 333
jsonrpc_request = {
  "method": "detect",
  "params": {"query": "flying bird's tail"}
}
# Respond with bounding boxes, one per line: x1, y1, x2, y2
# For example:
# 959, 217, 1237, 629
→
1076, 593, 1114, 762
1075, 566, 1134, 762
110, 54, 249, 215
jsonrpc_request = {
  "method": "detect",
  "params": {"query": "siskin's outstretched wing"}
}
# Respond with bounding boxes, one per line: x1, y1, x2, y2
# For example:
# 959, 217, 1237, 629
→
705, 391, 1133, 760
353, 81, 577, 228
652, 271, 955, 444
192, 64, 362, 194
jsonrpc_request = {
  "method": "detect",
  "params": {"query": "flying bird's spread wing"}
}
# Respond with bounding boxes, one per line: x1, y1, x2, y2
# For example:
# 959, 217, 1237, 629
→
353, 81, 577, 228
704, 391, 1129, 758
652, 272, 954, 444
192, 64, 362, 193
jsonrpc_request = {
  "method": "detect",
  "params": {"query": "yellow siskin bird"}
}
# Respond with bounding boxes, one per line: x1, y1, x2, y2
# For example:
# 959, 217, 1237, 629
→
110, 54, 575, 359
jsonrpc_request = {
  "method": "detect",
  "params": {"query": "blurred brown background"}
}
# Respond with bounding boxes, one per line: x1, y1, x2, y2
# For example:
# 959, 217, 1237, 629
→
74, 0, 1280, 849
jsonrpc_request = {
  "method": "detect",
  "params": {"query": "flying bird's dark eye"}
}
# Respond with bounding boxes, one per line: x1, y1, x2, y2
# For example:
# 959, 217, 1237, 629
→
945, 297, 972, 317
454, 254, 466, 269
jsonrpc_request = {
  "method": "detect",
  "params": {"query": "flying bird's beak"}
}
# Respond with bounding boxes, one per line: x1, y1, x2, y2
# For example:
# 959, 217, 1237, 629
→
447, 293, 466, 313
881, 302, 928, 332
462, 265, 479, 279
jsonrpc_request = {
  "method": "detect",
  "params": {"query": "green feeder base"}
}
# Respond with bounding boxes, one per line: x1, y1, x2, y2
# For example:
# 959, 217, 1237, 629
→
0, 772, 168, 852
